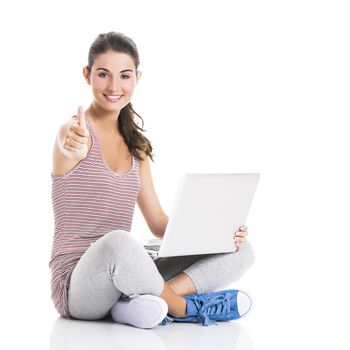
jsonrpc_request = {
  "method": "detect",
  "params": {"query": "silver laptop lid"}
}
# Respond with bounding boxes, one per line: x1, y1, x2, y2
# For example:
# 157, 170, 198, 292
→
158, 173, 260, 257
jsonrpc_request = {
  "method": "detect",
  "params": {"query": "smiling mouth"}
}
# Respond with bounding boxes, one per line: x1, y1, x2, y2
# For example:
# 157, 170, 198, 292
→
103, 94, 123, 103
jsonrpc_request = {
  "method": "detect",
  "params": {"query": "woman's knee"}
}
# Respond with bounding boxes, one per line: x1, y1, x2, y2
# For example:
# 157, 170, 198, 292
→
98, 229, 150, 265
100, 230, 136, 252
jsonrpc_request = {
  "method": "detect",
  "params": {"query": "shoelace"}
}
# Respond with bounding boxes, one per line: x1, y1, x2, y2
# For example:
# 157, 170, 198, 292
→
159, 292, 232, 326
194, 292, 231, 326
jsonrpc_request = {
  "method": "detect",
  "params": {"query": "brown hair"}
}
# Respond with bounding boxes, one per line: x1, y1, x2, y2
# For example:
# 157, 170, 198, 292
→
86, 31, 154, 162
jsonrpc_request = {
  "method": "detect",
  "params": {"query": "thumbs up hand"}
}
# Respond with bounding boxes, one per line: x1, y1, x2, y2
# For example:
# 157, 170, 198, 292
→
58, 105, 90, 160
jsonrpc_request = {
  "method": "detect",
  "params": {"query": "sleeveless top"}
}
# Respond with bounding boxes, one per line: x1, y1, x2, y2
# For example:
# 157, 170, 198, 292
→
49, 118, 141, 318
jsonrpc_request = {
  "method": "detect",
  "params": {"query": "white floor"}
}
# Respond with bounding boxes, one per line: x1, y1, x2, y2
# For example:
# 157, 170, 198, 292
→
49, 317, 254, 350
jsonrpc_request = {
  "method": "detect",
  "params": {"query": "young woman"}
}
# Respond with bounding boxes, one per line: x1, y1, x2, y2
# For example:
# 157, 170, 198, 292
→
49, 31, 255, 329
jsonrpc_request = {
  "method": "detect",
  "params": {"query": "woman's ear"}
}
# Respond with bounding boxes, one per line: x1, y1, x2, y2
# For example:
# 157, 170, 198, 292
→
82, 66, 91, 85
136, 70, 142, 82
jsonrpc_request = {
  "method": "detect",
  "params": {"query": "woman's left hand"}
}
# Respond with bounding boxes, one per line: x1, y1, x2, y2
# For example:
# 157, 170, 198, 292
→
234, 225, 248, 250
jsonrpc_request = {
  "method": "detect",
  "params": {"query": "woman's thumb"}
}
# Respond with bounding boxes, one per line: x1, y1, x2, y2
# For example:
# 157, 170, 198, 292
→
77, 105, 87, 129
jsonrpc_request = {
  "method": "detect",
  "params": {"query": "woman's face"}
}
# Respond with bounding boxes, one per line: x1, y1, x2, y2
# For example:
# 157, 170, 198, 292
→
83, 50, 141, 113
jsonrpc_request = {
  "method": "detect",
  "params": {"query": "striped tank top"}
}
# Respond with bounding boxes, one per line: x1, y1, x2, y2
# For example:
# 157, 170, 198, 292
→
49, 117, 141, 318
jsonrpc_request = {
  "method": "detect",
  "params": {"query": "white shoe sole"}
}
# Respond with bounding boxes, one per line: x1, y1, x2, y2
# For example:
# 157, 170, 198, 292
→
110, 294, 168, 329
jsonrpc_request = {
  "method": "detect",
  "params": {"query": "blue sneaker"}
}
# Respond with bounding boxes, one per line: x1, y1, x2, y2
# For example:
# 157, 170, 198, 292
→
160, 289, 252, 326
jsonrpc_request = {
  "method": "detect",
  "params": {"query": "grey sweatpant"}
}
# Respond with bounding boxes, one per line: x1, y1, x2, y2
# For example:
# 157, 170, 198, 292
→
67, 230, 255, 320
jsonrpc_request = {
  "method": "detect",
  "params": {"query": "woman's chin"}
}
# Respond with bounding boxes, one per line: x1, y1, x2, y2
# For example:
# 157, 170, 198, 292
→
94, 99, 124, 112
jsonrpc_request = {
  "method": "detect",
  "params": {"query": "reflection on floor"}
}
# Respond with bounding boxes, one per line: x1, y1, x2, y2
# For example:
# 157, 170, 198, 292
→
50, 315, 254, 350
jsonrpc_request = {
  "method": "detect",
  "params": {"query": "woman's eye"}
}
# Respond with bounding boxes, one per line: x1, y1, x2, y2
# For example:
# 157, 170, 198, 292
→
98, 73, 129, 79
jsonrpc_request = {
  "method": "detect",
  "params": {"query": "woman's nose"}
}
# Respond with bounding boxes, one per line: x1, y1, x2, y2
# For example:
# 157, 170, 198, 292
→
107, 77, 121, 91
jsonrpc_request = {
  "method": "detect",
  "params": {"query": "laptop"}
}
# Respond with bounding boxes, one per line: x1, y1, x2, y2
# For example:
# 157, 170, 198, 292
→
142, 173, 260, 261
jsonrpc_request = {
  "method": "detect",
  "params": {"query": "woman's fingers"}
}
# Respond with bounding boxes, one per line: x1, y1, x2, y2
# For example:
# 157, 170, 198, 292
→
235, 230, 248, 238
235, 240, 243, 250
234, 225, 249, 250
235, 231, 247, 236
236, 225, 248, 235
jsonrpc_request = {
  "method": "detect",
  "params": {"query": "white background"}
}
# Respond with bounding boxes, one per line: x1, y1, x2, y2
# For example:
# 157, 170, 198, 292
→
0, 0, 349, 349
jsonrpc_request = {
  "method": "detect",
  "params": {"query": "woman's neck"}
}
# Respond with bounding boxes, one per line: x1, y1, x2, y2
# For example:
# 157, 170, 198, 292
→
86, 103, 122, 137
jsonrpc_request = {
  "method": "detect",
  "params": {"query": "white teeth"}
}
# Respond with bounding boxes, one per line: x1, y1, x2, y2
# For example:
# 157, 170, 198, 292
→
106, 95, 121, 99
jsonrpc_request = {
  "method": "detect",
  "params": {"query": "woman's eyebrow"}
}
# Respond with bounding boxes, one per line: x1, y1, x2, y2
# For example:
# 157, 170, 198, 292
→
96, 67, 133, 73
